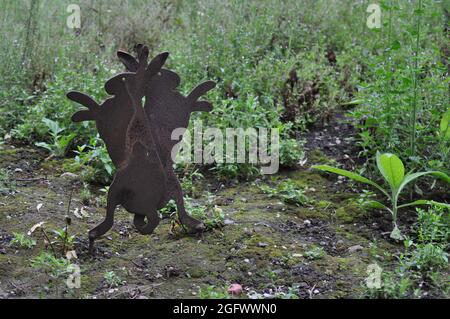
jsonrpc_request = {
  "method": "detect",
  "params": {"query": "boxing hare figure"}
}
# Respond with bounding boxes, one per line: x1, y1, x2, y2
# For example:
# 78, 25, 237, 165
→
67, 46, 215, 252
117, 45, 215, 233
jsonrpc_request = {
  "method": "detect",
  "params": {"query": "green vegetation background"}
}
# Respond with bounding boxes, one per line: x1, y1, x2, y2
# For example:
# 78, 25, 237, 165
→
1, 0, 448, 183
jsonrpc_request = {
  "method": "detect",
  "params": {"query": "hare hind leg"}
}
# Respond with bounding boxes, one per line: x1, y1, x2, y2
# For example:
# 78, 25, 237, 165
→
166, 169, 204, 233
133, 209, 160, 235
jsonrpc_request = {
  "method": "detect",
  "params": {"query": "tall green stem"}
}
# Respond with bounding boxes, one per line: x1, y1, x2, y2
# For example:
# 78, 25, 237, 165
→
410, 0, 422, 157
384, 2, 393, 130
392, 195, 398, 227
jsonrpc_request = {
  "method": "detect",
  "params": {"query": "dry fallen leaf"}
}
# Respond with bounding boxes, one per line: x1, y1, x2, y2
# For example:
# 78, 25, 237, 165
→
66, 250, 78, 260
80, 206, 90, 217
28, 221, 45, 235
73, 208, 83, 219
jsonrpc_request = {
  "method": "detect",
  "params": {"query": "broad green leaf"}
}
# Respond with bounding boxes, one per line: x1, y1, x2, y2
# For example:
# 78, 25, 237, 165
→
341, 99, 364, 106
43, 118, 64, 135
398, 200, 450, 210
390, 40, 401, 51
35, 142, 52, 152
59, 133, 76, 148
397, 171, 450, 196
104, 163, 113, 175
376, 152, 404, 191
440, 109, 450, 140
362, 200, 392, 214
312, 165, 388, 197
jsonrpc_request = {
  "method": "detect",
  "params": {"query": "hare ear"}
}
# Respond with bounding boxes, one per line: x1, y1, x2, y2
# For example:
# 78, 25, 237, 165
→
146, 52, 169, 78
137, 45, 149, 68
67, 91, 99, 110
192, 101, 213, 112
117, 50, 139, 72
105, 72, 134, 94
72, 110, 95, 122
188, 81, 216, 102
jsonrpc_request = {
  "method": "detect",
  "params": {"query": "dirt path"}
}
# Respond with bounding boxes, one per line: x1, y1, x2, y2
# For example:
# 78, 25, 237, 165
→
0, 114, 401, 299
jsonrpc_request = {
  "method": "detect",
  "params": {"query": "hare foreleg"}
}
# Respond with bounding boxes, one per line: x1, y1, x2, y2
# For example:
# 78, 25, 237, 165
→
88, 186, 118, 253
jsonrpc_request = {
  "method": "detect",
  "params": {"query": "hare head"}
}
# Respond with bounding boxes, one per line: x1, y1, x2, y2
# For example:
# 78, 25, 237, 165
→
106, 48, 169, 99
67, 49, 169, 167
117, 46, 216, 135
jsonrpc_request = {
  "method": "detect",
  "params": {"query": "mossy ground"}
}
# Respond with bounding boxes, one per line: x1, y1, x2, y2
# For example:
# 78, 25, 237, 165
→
0, 145, 401, 299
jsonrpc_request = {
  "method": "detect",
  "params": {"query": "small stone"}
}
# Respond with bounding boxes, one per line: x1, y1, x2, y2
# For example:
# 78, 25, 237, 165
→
60, 172, 79, 179
223, 219, 235, 225
348, 245, 363, 253
257, 242, 268, 247
227, 283, 243, 296
303, 219, 311, 226
14, 168, 23, 173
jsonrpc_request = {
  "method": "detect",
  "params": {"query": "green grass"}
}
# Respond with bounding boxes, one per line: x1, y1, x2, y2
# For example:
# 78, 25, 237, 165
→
0, 0, 378, 181
2, 1, 446, 180
364, 205, 450, 299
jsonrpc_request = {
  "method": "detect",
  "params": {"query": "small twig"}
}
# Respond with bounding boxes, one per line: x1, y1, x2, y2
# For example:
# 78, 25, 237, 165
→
66, 188, 74, 216
41, 229, 56, 256
308, 284, 317, 299
62, 189, 74, 255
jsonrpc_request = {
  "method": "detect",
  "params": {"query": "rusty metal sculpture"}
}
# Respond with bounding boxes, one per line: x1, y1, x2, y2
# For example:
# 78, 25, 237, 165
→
67, 45, 215, 252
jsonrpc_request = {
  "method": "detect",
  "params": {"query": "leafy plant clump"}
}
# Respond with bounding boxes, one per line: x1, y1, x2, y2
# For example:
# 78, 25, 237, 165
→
35, 118, 75, 157
199, 285, 230, 299
313, 152, 450, 239
304, 246, 325, 260
159, 196, 225, 232
31, 252, 71, 279
10, 232, 36, 249
259, 179, 309, 206
365, 206, 449, 299
187, 200, 225, 231
103, 271, 122, 288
